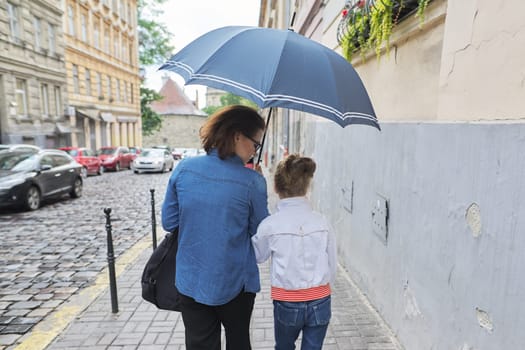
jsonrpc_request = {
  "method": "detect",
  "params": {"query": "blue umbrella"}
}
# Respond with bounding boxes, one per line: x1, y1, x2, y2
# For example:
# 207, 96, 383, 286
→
159, 26, 379, 129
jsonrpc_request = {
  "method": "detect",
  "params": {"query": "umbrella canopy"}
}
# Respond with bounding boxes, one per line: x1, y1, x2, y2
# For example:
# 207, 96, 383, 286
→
159, 26, 379, 129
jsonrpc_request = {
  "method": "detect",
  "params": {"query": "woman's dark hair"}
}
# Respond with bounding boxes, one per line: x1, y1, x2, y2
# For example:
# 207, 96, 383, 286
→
200, 105, 265, 159
274, 154, 316, 198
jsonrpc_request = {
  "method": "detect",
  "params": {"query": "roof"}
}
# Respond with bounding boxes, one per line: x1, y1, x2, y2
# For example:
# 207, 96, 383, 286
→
151, 78, 206, 116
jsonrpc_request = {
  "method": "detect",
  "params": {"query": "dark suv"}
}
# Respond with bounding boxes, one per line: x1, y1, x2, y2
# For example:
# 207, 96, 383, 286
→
0, 149, 83, 210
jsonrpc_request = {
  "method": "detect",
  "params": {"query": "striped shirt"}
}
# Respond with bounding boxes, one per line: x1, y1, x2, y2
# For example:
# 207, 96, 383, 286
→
271, 284, 331, 302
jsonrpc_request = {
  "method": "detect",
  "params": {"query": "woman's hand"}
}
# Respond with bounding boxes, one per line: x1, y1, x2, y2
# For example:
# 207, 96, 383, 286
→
254, 163, 263, 174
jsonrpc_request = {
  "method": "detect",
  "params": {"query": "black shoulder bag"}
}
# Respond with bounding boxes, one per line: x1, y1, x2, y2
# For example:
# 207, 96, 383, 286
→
141, 228, 182, 311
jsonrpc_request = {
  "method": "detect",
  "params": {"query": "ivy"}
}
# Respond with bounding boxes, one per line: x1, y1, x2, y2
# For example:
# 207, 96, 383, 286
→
340, 0, 431, 62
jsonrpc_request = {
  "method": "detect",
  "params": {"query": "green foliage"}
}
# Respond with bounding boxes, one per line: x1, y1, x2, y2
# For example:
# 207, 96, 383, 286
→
138, 0, 174, 136
416, 0, 430, 25
138, 0, 174, 66
368, 0, 393, 59
202, 93, 259, 116
342, 0, 430, 62
140, 87, 163, 136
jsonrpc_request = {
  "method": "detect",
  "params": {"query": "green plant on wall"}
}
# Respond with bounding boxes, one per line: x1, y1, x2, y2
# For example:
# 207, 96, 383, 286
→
416, 0, 430, 24
339, 0, 431, 62
368, 0, 394, 58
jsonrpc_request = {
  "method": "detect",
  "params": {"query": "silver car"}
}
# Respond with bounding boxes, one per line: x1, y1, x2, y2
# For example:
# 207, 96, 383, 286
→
131, 148, 174, 174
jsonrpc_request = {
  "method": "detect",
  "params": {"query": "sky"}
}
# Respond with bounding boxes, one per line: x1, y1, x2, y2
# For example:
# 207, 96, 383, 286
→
144, 0, 261, 108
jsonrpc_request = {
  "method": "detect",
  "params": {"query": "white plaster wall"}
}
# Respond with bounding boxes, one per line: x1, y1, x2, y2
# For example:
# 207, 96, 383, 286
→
438, 0, 525, 120
304, 121, 525, 349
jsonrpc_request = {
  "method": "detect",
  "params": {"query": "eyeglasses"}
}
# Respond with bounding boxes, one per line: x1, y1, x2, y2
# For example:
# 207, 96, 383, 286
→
243, 134, 262, 152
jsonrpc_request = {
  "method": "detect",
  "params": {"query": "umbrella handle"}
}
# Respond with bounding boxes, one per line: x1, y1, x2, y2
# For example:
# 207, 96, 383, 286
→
289, 12, 296, 30
256, 108, 273, 165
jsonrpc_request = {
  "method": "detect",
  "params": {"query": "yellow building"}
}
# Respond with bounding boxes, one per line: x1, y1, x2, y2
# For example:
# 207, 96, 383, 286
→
63, 0, 141, 149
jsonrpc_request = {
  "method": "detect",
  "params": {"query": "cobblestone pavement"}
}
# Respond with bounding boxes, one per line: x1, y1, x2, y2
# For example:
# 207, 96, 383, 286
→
0, 168, 172, 349
47, 244, 403, 350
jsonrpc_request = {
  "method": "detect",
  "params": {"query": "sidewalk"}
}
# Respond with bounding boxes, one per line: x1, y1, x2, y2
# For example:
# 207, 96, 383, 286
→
42, 242, 403, 350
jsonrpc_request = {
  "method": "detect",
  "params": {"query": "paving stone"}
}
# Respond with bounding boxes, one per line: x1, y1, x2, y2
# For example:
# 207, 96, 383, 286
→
0, 333, 21, 346
0, 324, 33, 334
9, 301, 42, 309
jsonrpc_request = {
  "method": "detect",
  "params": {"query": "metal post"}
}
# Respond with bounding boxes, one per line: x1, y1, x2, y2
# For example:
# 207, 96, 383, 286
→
150, 189, 157, 250
103, 207, 119, 313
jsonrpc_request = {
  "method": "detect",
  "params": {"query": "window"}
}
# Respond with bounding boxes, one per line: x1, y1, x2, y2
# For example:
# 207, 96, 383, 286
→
129, 43, 133, 63
15, 78, 28, 116
85, 69, 91, 95
113, 31, 119, 59
48, 24, 56, 55
33, 17, 41, 50
120, 2, 125, 19
72, 65, 79, 93
67, 5, 75, 36
116, 79, 120, 101
41, 84, 50, 117
123, 81, 128, 103
54, 86, 61, 117
80, 14, 87, 42
96, 72, 102, 96
93, 19, 100, 49
7, 2, 21, 42
122, 38, 127, 63
52, 154, 70, 167
107, 76, 112, 100
104, 25, 110, 53
130, 83, 134, 104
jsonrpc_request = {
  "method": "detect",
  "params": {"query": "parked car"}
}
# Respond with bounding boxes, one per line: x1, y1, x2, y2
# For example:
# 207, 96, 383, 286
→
129, 146, 142, 159
60, 147, 103, 177
97, 146, 134, 171
182, 148, 199, 159
0, 144, 41, 153
172, 148, 184, 160
0, 149, 83, 211
131, 148, 174, 174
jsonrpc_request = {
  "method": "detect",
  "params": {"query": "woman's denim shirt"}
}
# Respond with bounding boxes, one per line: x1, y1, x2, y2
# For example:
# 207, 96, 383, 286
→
162, 149, 269, 305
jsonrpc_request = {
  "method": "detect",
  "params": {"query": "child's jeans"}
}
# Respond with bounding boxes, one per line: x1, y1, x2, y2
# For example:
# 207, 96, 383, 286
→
273, 295, 331, 350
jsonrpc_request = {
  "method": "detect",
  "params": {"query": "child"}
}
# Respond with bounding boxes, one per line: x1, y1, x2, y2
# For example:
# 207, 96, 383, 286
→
252, 154, 337, 350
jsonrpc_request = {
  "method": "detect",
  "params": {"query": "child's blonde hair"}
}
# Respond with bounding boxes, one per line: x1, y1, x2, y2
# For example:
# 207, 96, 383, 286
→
274, 154, 316, 198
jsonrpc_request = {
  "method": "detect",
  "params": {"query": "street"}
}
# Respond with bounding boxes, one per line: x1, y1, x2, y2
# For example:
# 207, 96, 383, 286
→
0, 168, 173, 348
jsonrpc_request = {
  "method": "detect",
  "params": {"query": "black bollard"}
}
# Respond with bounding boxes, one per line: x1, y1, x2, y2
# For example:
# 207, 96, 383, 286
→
103, 207, 119, 313
150, 189, 157, 250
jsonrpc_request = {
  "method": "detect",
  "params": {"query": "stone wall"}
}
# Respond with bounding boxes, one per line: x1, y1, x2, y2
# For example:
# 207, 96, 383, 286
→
142, 114, 207, 149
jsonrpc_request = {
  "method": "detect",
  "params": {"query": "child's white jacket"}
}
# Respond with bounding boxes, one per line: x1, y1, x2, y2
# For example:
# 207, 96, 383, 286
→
252, 196, 337, 290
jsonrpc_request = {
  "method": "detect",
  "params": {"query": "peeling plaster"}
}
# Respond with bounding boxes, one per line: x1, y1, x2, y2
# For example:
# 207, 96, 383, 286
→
466, 203, 481, 238
476, 307, 494, 333
403, 282, 422, 319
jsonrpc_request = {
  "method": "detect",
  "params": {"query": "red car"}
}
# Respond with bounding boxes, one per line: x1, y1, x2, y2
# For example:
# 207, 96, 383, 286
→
60, 147, 103, 176
97, 146, 134, 171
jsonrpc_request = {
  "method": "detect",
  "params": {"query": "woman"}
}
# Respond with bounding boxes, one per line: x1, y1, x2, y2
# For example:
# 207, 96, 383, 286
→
161, 105, 269, 349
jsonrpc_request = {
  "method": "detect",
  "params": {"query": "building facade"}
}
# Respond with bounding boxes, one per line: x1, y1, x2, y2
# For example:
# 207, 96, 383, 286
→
63, 0, 141, 150
205, 86, 226, 107
143, 77, 206, 149
260, 1, 525, 349
0, 0, 69, 147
